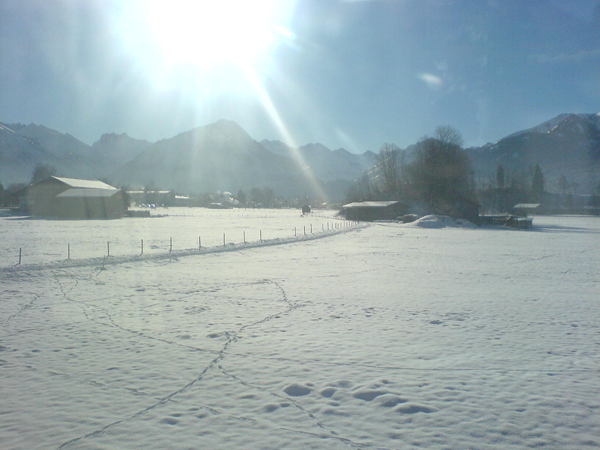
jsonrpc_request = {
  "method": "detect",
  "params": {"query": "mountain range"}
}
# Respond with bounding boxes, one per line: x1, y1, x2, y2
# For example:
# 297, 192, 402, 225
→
465, 113, 600, 193
1, 113, 599, 199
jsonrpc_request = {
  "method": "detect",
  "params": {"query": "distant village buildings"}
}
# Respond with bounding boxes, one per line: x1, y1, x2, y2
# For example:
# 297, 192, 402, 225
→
19, 176, 128, 219
126, 190, 176, 207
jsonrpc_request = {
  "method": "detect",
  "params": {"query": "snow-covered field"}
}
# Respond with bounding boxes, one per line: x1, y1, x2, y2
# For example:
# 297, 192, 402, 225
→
0, 208, 341, 267
1, 214, 599, 449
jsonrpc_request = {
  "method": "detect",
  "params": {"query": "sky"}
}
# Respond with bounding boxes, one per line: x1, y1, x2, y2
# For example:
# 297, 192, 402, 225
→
1, 0, 600, 153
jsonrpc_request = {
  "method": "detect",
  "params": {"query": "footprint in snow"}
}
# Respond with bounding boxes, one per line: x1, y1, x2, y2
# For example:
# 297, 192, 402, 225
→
377, 394, 408, 407
160, 417, 179, 425
207, 332, 222, 338
395, 403, 438, 414
353, 389, 387, 401
263, 404, 279, 413
283, 383, 312, 397
320, 387, 336, 398
323, 408, 350, 417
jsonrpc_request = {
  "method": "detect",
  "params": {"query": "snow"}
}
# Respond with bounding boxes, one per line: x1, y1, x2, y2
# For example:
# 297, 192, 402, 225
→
52, 177, 118, 190
0, 208, 341, 267
1, 214, 599, 449
505, 115, 569, 139
0, 123, 16, 133
408, 215, 477, 228
505, 113, 600, 140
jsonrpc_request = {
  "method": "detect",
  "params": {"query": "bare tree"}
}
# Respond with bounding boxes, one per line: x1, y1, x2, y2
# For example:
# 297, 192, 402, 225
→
558, 175, 569, 195
249, 187, 263, 205
496, 164, 505, 189
530, 164, 545, 202
30, 163, 57, 184
409, 126, 473, 212
375, 143, 401, 196
262, 187, 275, 207
345, 170, 378, 203
434, 125, 463, 148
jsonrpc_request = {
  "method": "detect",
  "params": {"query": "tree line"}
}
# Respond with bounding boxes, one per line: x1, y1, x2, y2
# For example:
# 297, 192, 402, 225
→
346, 126, 475, 217
346, 125, 600, 215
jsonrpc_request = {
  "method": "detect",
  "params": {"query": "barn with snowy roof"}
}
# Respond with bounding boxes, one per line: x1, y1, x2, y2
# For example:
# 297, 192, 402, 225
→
341, 201, 409, 221
20, 176, 129, 219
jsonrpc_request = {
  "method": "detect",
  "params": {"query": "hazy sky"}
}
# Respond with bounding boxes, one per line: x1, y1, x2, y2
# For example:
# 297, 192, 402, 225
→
2, 0, 600, 152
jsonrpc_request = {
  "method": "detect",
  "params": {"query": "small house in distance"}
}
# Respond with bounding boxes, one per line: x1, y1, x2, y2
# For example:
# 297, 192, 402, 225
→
20, 176, 128, 219
341, 201, 409, 221
126, 190, 176, 207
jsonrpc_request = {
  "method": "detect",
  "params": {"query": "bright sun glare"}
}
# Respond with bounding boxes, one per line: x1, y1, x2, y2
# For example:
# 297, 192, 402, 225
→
126, 0, 323, 198
136, 0, 296, 73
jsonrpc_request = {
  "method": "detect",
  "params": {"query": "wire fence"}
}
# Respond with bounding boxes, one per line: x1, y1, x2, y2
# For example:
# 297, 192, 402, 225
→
6, 218, 360, 268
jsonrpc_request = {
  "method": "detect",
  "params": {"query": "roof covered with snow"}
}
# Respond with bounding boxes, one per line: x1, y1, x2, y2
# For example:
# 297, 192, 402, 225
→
342, 201, 405, 209
514, 203, 542, 209
52, 176, 117, 190
56, 188, 122, 198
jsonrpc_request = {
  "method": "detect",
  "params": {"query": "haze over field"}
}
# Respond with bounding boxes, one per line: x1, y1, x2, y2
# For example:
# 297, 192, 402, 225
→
1, 214, 599, 449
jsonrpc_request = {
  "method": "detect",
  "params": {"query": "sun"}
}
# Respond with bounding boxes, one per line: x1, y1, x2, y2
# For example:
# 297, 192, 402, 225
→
124, 0, 296, 74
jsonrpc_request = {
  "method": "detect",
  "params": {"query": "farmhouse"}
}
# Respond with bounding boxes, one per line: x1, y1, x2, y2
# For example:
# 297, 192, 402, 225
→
341, 201, 409, 221
20, 176, 128, 219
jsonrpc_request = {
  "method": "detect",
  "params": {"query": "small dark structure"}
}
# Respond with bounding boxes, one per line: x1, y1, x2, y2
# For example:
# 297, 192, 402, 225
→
301, 204, 311, 214
506, 216, 534, 229
479, 214, 511, 226
480, 214, 533, 229
341, 201, 409, 221
20, 176, 128, 219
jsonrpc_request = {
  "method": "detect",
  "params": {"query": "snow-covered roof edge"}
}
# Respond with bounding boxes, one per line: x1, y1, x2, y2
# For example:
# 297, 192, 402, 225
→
52, 176, 118, 190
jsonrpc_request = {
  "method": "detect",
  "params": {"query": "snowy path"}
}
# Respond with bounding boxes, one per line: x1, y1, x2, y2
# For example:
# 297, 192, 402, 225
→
1, 216, 599, 449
